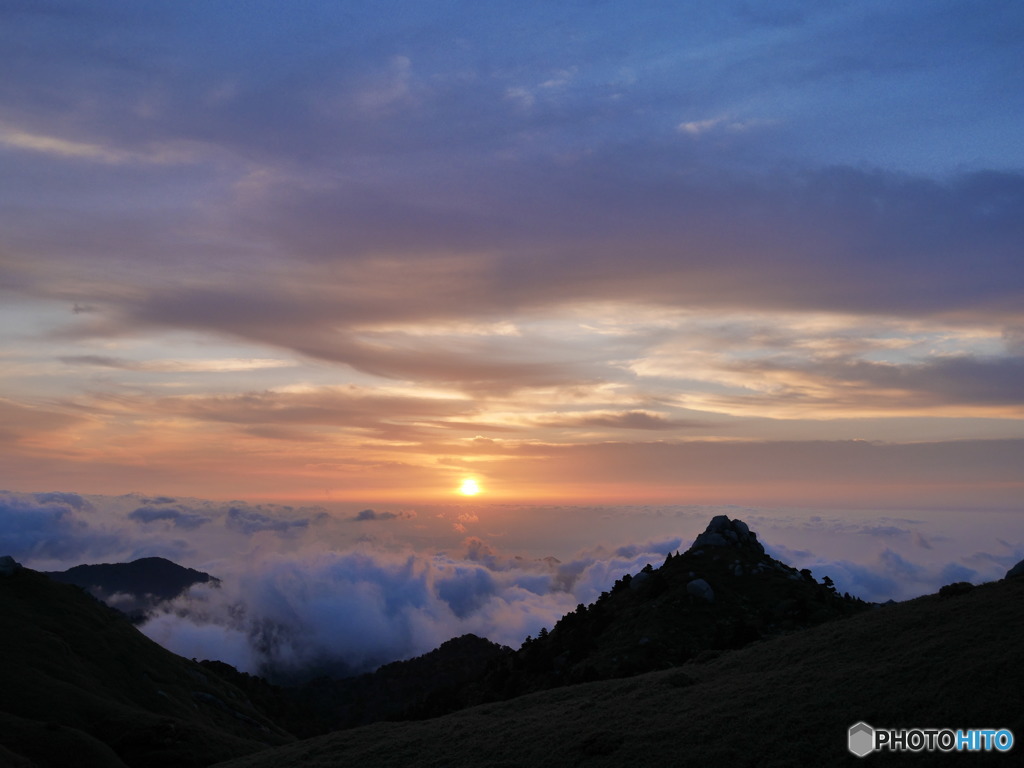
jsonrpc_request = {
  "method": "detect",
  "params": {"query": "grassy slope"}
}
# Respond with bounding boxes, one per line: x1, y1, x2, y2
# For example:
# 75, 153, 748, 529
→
213, 578, 1024, 768
0, 568, 293, 768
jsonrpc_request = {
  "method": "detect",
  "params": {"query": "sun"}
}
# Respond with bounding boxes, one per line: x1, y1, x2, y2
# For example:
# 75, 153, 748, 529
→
457, 478, 481, 496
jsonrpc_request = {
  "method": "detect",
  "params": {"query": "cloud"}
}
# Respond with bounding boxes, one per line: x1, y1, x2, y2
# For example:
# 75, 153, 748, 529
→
0, 491, 343, 570
534, 410, 691, 431
962, 547, 1024, 572
611, 537, 683, 561
678, 117, 722, 136
8, 163, 1014, 418
4, 488, 1022, 679
938, 562, 977, 583
504, 86, 534, 109
140, 613, 259, 673
129, 506, 210, 530
765, 534, 1018, 603
354, 55, 415, 115
351, 508, 416, 522
134, 528, 690, 681
139, 496, 178, 505
0, 398, 87, 444
33, 491, 92, 510
463, 537, 500, 567
722, 354, 1024, 412
0, 492, 179, 566
856, 525, 911, 539
492, 438, 1024, 508
58, 355, 294, 373
678, 116, 773, 136
912, 531, 935, 550
134, 386, 483, 441
435, 565, 498, 619
135, 520, 1014, 680
127, 168, 1024, 323
139, 546, 568, 679
5, 87, 1022, 419
0, 124, 139, 164
878, 548, 926, 581
225, 506, 323, 535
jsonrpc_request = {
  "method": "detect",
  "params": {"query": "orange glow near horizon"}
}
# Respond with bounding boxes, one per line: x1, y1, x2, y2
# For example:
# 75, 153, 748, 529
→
457, 478, 481, 496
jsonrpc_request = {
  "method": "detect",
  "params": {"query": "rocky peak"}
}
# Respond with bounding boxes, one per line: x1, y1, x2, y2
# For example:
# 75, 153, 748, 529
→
688, 515, 765, 555
478, 515, 870, 699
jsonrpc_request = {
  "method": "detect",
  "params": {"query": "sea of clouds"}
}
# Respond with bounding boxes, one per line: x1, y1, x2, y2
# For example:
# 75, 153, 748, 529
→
3, 490, 1021, 681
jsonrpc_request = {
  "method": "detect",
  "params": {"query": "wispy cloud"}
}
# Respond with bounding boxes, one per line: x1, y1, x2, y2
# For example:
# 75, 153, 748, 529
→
677, 115, 774, 136
59, 356, 294, 373
0, 124, 200, 165
0, 125, 123, 161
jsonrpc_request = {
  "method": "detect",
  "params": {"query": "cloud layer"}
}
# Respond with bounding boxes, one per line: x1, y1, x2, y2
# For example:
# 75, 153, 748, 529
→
139, 542, 683, 679
3, 490, 1021, 680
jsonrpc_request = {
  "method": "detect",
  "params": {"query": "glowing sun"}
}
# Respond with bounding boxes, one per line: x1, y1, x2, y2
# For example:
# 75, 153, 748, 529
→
458, 478, 481, 496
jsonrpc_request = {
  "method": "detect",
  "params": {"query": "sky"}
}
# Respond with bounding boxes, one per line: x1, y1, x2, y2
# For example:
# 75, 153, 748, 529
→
2, 0, 1023, 676
1, 1, 1023, 508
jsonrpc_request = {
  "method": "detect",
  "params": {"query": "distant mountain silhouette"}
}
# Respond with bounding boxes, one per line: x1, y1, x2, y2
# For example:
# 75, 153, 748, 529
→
0, 560, 291, 768
44, 557, 216, 622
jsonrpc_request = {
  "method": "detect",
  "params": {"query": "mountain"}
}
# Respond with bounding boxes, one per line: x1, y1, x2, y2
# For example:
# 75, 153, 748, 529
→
327, 633, 510, 726
202, 634, 512, 737
0, 559, 292, 768
477, 515, 869, 698
196, 516, 868, 736
44, 557, 216, 622
7, 515, 1023, 767
210, 575, 1024, 768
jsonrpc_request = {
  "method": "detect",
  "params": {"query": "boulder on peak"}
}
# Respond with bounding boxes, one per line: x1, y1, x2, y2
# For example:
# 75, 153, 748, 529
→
688, 515, 765, 555
686, 577, 715, 603
1006, 559, 1024, 579
0, 555, 22, 576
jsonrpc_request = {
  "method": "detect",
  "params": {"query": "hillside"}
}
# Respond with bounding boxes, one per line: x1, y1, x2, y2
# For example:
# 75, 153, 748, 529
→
213, 576, 1024, 767
0, 561, 292, 768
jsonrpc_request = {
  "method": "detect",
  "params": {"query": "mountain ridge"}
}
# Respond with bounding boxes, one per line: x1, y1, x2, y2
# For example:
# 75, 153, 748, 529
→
6, 516, 1022, 766
211, 576, 1024, 767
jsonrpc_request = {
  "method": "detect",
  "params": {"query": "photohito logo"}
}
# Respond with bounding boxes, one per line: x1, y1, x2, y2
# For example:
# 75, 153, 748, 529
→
848, 722, 1014, 757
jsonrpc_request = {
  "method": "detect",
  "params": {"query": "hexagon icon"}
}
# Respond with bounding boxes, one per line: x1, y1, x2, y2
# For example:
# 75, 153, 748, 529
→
848, 722, 875, 757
